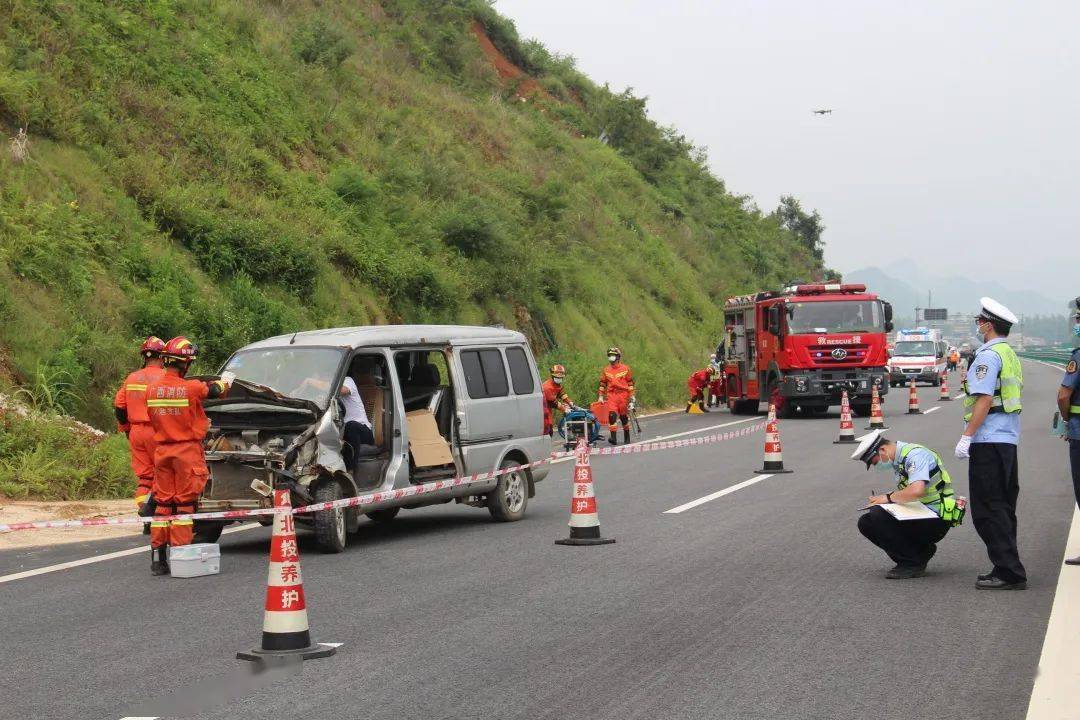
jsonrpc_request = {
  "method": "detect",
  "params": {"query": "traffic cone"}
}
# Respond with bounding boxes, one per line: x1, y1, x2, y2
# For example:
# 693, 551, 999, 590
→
907, 378, 922, 414
756, 404, 793, 474
555, 438, 615, 546
238, 489, 338, 662
833, 390, 857, 444
939, 371, 951, 401
866, 384, 888, 430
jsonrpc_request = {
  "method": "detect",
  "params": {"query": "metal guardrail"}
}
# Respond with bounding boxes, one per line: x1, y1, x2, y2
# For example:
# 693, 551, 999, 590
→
1018, 348, 1073, 366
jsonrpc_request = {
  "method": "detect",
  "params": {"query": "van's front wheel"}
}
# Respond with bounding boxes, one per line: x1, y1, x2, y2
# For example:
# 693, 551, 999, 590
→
313, 481, 347, 553
488, 460, 529, 522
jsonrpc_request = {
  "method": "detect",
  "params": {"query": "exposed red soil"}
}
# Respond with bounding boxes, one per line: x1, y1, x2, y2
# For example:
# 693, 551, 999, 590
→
470, 21, 553, 102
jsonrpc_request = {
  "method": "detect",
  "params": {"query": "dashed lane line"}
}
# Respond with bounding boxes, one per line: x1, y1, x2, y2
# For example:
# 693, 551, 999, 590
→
551, 416, 758, 466
923, 406, 941, 415
0, 523, 260, 585
663, 474, 774, 514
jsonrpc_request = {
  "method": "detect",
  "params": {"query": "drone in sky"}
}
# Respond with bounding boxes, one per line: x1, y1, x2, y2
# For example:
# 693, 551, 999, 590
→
812, 109, 833, 115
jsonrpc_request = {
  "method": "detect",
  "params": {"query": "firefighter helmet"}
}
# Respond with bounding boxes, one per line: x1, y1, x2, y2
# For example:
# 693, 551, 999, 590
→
550, 364, 566, 379
162, 336, 199, 364
139, 336, 166, 359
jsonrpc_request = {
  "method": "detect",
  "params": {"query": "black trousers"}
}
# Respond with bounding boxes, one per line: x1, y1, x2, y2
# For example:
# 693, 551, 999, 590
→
969, 442, 1026, 583
343, 421, 375, 470
1070, 439, 1080, 511
858, 506, 949, 567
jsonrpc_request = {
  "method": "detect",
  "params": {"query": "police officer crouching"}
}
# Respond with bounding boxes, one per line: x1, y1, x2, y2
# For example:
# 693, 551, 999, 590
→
853, 430, 965, 579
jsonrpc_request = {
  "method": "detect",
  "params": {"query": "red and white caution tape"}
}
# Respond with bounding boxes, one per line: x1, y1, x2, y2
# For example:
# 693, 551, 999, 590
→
0, 419, 767, 533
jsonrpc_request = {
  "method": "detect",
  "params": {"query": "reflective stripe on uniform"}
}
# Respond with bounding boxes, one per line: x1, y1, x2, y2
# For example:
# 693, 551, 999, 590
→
126, 384, 148, 391
171, 519, 193, 526
146, 399, 189, 408
1071, 405, 1080, 415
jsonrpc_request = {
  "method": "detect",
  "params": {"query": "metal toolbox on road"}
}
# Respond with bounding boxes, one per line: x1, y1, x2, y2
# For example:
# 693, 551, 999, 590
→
168, 543, 221, 578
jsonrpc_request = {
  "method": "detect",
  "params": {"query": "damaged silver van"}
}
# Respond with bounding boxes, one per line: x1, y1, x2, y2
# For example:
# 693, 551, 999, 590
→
195, 325, 550, 552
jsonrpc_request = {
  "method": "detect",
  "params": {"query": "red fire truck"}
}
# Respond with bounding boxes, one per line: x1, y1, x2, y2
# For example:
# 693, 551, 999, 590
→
720, 283, 893, 418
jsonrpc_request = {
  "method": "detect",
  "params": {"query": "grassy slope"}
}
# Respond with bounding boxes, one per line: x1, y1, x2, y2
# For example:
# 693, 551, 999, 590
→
0, 0, 822, 498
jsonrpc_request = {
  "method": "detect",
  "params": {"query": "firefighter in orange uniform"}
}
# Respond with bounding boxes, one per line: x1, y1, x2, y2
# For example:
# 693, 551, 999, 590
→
687, 366, 719, 413
708, 365, 726, 408
145, 336, 229, 576
113, 337, 167, 514
598, 346, 635, 445
542, 364, 573, 436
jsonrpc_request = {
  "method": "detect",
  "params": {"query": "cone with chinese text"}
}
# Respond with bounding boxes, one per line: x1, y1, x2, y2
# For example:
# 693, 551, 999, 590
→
555, 438, 615, 546
238, 489, 337, 662
939, 371, 951, 401
865, 384, 888, 430
907, 378, 922, 414
756, 404, 793, 473
833, 390, 857, 444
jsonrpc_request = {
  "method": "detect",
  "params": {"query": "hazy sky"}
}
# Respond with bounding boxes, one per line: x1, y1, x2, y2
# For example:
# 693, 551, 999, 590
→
494, 0, 1079, 303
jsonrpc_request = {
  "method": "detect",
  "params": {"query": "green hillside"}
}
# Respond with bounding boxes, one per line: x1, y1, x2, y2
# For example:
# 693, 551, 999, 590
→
0, 0, 825, 496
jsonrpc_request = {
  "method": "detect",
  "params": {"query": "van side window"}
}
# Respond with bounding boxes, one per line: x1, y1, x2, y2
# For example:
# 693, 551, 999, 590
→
505, 346, 534, 394
460, 349, 509, 399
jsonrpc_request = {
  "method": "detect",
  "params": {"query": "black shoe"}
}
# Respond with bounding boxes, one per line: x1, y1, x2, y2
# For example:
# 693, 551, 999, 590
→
1065, 556, 1080, 566
975, 576, 1026, 590
977, 571, 995, 581
698, 402, 709, 413
608, 432, 618, 445
151, 546, 170, 576
886, 565, 926, 579
684, 403, 691, 414
623, 429, 631, 444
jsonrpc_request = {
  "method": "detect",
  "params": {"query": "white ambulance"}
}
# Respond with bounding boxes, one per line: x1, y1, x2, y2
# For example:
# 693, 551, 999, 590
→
887, 328, 947, 386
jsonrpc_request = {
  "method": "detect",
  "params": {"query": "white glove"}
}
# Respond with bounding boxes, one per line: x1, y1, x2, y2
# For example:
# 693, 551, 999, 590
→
954, 435, 972, 459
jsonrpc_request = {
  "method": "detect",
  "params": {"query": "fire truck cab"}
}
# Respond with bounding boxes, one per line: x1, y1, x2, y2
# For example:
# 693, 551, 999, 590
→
721, 284, 893, 418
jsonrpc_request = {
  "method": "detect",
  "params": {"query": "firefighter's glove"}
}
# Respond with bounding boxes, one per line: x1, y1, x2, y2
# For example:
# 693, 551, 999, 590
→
954, 435, 972, 459
598, 395, 606, 404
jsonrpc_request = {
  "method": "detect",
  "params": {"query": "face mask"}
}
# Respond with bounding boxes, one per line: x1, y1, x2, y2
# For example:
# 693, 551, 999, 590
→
875, 459, 894, 471
608, 356, 618, 363
553, 377, 563, 385
1073, 323, 1080, 338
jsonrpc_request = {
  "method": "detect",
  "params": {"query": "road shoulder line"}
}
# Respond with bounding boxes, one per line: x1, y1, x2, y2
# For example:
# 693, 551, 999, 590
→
1025, 507, 1080, 720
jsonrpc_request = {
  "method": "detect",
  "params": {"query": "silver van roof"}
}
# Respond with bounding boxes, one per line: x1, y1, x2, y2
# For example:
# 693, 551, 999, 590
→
241, 325, 528, 351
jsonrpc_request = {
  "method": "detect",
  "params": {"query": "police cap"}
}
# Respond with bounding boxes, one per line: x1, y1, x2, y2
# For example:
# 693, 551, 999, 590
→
978, 297, 1018, 326
850, 429, 888, 470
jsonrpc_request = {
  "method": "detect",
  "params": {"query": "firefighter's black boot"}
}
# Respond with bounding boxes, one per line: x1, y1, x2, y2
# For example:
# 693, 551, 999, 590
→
151, 546, 170, 576
684, 401, 691, 413
698, 400, 708, 413
608, 430, 618, 445
623, 427, 631, 444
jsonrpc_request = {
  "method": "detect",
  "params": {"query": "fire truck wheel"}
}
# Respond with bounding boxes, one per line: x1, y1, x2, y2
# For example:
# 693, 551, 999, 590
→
851, 402, 872, 417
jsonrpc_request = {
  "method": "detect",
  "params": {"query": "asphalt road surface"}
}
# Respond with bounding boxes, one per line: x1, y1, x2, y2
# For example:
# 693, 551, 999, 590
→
1, 362, 1076, 720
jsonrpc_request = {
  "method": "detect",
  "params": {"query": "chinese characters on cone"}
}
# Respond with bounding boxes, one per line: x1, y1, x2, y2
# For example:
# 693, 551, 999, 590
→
906, 378, 922, 414
756, 403, 792, 474
555, 438, 615, 546
866, 384, 888, 429
939, 371, 951, 401
237, 488, 337, 663
833, 390, 857, 444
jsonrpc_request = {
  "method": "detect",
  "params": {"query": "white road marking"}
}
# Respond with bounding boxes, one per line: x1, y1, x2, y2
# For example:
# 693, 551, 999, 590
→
119, 716, 158, 719
953, 392, 966, 400
923, 406, 941, 415
1025, 507, 1080, 720
663, 475, 774, 514
0, 523, 260, 585
551, 416, 758, 465
323, 642, 344, 648
1031, 359, 1067, 372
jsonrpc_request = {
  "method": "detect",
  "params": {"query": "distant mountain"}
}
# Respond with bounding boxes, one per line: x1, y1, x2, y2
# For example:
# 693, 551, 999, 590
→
845, 264, 1067, 318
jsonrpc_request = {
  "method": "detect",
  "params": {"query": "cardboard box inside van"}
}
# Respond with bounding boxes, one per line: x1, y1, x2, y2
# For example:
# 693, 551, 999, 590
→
405, 409, 454, 467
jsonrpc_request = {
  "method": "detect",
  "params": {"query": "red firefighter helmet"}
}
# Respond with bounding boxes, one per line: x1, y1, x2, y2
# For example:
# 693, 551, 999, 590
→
550, 364, 566, 379
139, 336, 166, 359
162, 336, 199, 364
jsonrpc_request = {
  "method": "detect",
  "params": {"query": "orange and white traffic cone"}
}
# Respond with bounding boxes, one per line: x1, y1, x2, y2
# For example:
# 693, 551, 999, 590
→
866, 384, 888, 430
907, 378, 922, 415
756, 404, 793, 473
238, 489, 337, 662
939, 371, 951, 401
833, 390, 857, 444
556, 438, 615, 546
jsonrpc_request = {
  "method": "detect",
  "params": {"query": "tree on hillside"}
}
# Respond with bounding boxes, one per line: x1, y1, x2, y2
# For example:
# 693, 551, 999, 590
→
775, 195, 825, 260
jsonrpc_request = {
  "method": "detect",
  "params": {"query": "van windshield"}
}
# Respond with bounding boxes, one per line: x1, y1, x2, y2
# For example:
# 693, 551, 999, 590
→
221, 348, 346, 408
786, 300, 883, 334
893, 341, 935, 357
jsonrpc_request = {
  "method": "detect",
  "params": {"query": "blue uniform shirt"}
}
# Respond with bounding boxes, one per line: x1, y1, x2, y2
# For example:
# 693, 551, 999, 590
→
965, 338, 1020, 445
894, 441, 941, 512
1062, 348, 1080, 440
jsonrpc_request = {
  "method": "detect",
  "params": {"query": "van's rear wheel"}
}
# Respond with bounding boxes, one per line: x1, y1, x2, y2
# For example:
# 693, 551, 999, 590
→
313, 482, 347, 553
193, 521, 224, 544
366, 507, 400, 523
488, 459, 528, 522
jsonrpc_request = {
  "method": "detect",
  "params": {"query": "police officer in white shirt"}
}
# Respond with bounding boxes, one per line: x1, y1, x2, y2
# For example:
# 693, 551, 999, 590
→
340, 376, 374, 470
